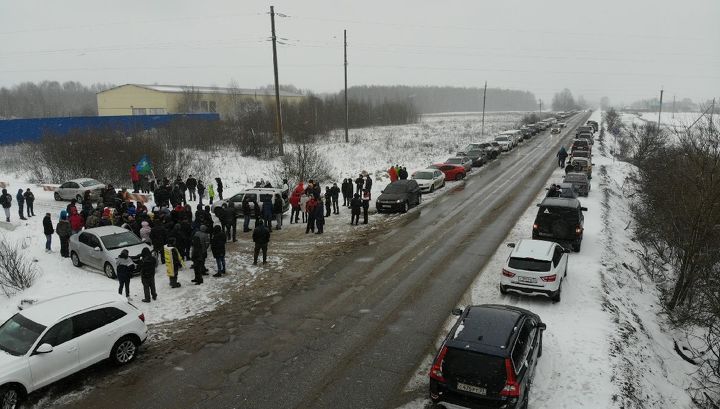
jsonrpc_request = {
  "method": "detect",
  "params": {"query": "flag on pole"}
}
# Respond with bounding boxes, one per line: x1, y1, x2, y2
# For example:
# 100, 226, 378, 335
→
136, 155, 152, 175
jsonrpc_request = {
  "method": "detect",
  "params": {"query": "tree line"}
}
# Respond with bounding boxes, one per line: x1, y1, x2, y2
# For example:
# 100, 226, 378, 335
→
344, 85, 538, 113
0, 81, 113, 119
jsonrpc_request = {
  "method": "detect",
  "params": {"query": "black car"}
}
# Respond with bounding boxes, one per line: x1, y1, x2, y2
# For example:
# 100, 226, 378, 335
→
429, 304, 546, 409
457, 149, 487, 167
532, 197, 587, 251
376, 179, 421, 213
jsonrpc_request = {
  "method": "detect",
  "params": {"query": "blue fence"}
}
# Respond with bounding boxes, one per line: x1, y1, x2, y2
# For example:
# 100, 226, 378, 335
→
0, 113, 220, 145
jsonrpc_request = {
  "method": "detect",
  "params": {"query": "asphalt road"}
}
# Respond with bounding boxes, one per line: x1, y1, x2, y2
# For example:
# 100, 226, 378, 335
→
60, 112, 590, 409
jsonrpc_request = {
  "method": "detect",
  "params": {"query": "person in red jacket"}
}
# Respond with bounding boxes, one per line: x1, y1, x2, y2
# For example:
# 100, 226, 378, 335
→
130, 164, 141, 193
289, 191, 301, 224
69, 207, 85, 234
388, 166, 398, 182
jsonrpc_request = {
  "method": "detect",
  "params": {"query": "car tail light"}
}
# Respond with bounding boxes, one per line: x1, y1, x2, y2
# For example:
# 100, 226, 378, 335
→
532, 223, 539, 230
138, 313, 145, 322
500, 358, 520, 397
429, 345, 448, 383
540, 274, 557, 282
502, 269, 516, 278
575, 226, 583, 235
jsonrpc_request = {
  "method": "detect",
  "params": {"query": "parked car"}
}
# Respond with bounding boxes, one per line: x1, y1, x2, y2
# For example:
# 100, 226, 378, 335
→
465, 142, 498, 160
568, 157, 593, 179
69, 226, 150, 279
557, 122, 567, 128
519, 126, 533, 139
557, 182, 580, 198
532, 197, 587, 251
212, 188, 289, 216
550, 126, 561, 134
494, 135, 513, 152
500, 239, 569, 302
575, 125, 594, 136
429, 304, 546, 409
571, 138, 591, 154
429, 163, 466, 181
0, 291, 147, 408
499, 130, 523, 147
563, 172, 590, 197
587, 120, 599, 132
445, 156, 472, 172
376, 179, 421, 213
490, 141, 503, 155
456, 149, 486, 167
569, 149, 591, 160
53, 178, 105, 202
412, 168, 445, 193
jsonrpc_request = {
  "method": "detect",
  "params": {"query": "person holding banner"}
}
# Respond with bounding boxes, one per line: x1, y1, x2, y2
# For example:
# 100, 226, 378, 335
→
164, 237, 183, 288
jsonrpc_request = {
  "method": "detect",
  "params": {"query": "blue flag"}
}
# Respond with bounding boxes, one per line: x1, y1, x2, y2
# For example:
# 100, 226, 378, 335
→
136, 155, 152, 175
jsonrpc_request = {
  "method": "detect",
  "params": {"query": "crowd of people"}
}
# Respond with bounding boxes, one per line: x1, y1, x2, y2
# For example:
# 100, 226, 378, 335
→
0, 187, 36, 222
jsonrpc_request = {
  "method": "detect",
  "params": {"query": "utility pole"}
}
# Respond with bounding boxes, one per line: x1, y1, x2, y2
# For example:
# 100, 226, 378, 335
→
270, 6, 284, 156
672, 95, 676, 119
344, 29, 349, 143
657, 87, 664, 132
481, 81, 487, 137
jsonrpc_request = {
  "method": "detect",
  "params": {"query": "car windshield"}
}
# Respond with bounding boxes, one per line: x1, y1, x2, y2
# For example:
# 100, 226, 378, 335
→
495, 136, 509, 142
101, 231, 143, 250
565, 174, 587, 183
384, 183, 408, 194
467, 150, 483, 156
80, 179, 102, 187
509, 257, 552, 272
0, 313, 46, 356
446, 158, 461, 164
413, 171, 434, 179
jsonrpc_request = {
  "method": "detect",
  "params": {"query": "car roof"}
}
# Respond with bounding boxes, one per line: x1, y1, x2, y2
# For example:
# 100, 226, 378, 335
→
414, 168, 438, 175
431, 163, 462, 169
68, 178, 101, 184
18, 291, 125, 326
565, 172, 589, 180
540, 197, 581, 208
446, 304, 531, 356
81, 226, 131, 236
389, 179, 418, 186
239, 188, 283, 193
511, 239, 555, 261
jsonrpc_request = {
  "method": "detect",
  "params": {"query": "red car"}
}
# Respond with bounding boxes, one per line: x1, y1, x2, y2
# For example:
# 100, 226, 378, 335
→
429, 163, 466, 181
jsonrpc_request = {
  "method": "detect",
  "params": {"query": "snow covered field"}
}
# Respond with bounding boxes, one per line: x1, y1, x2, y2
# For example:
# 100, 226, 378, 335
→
397, 111, 695, 409
0, 111, 526, 329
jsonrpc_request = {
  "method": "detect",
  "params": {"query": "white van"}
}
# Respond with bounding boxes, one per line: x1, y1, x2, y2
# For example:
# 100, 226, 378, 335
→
499, 130, 523, 147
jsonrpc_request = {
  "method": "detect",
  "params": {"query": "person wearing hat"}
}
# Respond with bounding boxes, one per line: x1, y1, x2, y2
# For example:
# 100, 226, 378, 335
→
55, 211, 72, 257
252, 219, 271, 265
139, 247, 158, 302
0, 188, 11, 223
42, 213, 54, 252
23, 188, 35, 217
116, 249, 135, 297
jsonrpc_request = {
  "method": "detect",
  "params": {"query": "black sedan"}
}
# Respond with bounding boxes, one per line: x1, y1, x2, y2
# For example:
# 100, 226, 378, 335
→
376, 180, 422, 213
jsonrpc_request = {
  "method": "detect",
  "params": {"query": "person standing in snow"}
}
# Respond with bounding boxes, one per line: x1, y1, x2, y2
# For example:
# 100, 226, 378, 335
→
355, 174, 364, 195
300, 193, 310, 224
208, 183, 215, 205
0, 189, 11, 223
197, 179, 205, 205
289, 190, 301, 224
252, 219, 271, 265
130, 164, 140, 193
116, 249, 135, 297
314, 197, 325, 234
23, 188, 35, 217
324, 187, 332, 217
388, 166, 398, 182
341, 179, 350, 207
190, 235, 205, 284
186, 175, 197, 202
361, 188, 371, 224
150, 222, 168, 264
43, 213, 54, 252
330, 183, 340, 215
139, 248, 157, 302
273, 194, 283, 230
242, 197, 252, 232
557, 146, 568, 168
139, 221, 152, 243
56, 210, 72, 257
16, 189, 26, 220
350, 193, 362, 225
211, 225, 226, 277
364, 174, 373, 193
261, 197, 273, 228
215, 177, 224, 200
164, 237, 183, 288
398, 167, 408, 180
305, 195, 317, 234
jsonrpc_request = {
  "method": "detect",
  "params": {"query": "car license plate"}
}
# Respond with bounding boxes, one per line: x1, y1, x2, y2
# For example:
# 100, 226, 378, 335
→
456, 382, 486, 395
381, 204, 391, 208
519, 276, 536, 284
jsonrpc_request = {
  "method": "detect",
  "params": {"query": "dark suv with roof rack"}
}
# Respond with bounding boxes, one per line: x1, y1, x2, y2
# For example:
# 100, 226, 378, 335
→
532, 197, 587, 252
429, 304, 546, 409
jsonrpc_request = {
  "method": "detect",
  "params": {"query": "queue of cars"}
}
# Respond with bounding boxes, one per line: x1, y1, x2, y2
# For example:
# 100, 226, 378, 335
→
427, 112, 589, 409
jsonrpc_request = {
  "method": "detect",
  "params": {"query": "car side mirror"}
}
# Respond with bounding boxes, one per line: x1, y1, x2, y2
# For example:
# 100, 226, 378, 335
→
451, 308, 463, 316
536, 203, 541, 207
94, 246, 102, 251
506, 243, 516, 248
581, 207, 588, 211
36, 343, 53, 354
537, 323, 547, 331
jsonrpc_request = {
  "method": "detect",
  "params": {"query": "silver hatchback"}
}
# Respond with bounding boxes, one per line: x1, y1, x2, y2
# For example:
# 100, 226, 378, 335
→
69, 226, 150, 278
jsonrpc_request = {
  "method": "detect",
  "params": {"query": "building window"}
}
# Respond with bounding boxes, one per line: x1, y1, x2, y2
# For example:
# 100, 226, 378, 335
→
147, 108, 167, 115
132, 108, 147, 115
208, 101, 216, 113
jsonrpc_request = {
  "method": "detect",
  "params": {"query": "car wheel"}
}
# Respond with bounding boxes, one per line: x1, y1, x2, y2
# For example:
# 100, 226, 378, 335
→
111, 335, 139, 365
573, 239, 582, 252
499, 285, 508, 295
441, 181, 445, 188
71, 251, 82, 267
429, 185, 435, 193
400, 201, 408, 213
455, 173, 463, 181
104, 262, 117, 279
551, 282, 562, 303
54, 192, 62, 201
0, 384, 21, 409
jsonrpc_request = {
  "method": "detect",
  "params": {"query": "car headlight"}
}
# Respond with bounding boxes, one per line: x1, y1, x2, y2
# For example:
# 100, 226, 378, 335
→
396, 199, 402, 203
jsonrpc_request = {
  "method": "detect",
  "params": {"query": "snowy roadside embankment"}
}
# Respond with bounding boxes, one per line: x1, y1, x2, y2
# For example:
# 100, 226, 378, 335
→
397, 111, 694, 409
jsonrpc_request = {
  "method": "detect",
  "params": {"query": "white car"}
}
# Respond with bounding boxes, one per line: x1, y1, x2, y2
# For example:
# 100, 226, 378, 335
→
412, 168, 445, 193
0, 291, 147, 408
494, 135, 513, 151
69, 226, 151, 279
54, 178, 105, 202
499, 239, 569, 302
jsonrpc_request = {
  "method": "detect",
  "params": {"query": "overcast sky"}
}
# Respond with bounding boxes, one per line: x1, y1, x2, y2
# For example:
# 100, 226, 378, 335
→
1, 0, 718, 106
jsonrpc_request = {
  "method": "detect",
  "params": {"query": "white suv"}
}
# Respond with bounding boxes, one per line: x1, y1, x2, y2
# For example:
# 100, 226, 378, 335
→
0, 291, 148, 408
499, 239, 569, 302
